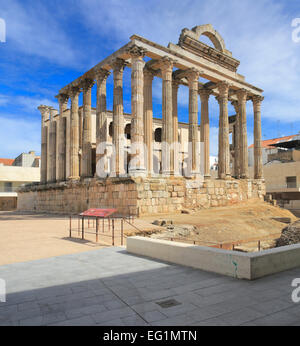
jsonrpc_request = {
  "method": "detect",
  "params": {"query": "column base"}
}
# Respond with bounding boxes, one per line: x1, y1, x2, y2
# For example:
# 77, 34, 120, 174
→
161, 170, 175, 176
68, 176, 80, 181
129, 169, 147, 178
240, 175, 250, 180
254, 175, 264, 180
218, 173, 226, 180
204, 174, 211, 180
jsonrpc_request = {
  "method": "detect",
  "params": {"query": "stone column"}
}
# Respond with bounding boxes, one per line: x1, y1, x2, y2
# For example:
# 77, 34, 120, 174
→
172, 80, 180, 175
56, 94, 69, 181
68, 86, 81, 180
187, 68, 200, 176
231, 100, 240, 179
237, 89, 249, 179
112, 58, 126, 176
143, 67, 154, 175
81, 79, 95, 178
95, 68, 110, 178
37, 105, 50, 184
199, 89, 212, 179
252, 95, 264, 179
216, 81, 231, 180
49, 107, 58, 182
129, 46, 146, 176
160, 57, 174, 175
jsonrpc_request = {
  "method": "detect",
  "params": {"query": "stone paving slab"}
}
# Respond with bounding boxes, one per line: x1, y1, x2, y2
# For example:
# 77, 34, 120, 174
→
0, 247, 300, 326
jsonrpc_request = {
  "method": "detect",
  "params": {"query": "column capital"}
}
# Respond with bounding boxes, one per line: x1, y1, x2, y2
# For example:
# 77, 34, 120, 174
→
231, 100, 239, 113
160, 56, 174, 75
252, 95, 264, 107
127, 45, 147, 59
186, 68, 201, 87
143, 66, 155, 81
216, 81, 231, 98
112, 58, 127, 73
94, 68, 110, 82
68, 86, 80, 99
49, 107, 58, 120
38, 105, 50, 121
199, 88, 213, 102
80, 78, 95, 92
55, 93, 69, 105
236, 88, 248, 103
172, 78, 181, 90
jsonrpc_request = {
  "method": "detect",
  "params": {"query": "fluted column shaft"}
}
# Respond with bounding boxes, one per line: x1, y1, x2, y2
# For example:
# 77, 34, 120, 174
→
231, 100, 240, 178
112, 59, 126, 176
187, 69, 200, 176
143, 68, 154, 175
216, 81, 230, 179
38, 106, 50, 184
253, 96, 264, 179
69, 87, 80, 180
49, 108, 58, 182
56, 94, 68, 181
172, 80, 180, 175
237, 89, 249, 179
129, 46, 146, 175
199, 89, 212, 179
81, 79, 95, 178
95, 69, 110, 178
161, 57, 173, 175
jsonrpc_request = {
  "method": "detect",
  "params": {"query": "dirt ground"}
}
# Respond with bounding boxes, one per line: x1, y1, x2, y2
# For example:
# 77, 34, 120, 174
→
0, 212, 162, 266
0, 200, 297, 264
140, 199, 298, 249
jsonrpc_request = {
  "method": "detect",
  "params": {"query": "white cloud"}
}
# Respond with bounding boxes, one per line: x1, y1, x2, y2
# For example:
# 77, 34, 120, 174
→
14, 96, 57, 113
78, 0, 300, 123
0, 115, 40, 158
1, 0, 80, 67
0, 95, 9, 106
0, 93, 57, 113
210, 126, 219, 157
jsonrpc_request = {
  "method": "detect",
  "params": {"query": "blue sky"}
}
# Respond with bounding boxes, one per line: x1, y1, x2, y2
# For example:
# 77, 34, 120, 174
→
0, 0, 300, 158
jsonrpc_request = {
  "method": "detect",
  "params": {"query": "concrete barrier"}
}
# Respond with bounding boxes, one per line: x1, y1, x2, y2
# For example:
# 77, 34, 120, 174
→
126, 237, 300, 280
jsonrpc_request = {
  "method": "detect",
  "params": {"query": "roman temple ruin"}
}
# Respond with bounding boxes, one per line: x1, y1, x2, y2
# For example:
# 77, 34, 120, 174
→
18, 24, 266, 215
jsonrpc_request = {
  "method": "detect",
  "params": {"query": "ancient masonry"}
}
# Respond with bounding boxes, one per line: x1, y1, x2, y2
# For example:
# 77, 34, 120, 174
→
18, 25, 266, 216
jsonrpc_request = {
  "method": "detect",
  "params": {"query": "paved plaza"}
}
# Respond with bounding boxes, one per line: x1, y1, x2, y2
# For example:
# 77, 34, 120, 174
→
0, 247, 300, 326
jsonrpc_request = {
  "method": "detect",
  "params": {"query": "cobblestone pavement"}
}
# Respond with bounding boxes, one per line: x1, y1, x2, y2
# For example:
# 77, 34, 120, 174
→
0, 247, 300, 326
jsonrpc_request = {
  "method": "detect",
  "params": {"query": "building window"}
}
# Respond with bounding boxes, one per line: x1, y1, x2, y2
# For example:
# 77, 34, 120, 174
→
286, 176, 297, 188
154, 128, 162, 143
109, 122, 113, 137
124, 124, 131, 140
4, 182, 12, 192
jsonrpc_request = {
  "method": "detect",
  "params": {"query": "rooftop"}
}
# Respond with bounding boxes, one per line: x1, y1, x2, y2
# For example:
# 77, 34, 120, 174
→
249, 134, 299, 149
0, 158, 15, 166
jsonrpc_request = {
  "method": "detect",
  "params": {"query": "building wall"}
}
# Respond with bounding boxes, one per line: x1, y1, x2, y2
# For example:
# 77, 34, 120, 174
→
13, 151, 40, 167
0, 197, 17, 211
248, 147, 278, 167
17, 178, 265, 216
0, 165, 40, 183
249, 161, 300, 191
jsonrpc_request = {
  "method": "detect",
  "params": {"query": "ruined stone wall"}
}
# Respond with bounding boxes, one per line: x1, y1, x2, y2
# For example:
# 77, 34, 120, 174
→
17, 177, 265, 216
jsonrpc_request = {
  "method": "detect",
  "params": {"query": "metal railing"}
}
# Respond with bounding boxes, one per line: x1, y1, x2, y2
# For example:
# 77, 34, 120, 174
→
152, 233, 281, 252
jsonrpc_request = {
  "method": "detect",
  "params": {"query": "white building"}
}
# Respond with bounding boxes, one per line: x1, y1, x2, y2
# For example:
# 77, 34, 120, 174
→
0, 151, 40, 210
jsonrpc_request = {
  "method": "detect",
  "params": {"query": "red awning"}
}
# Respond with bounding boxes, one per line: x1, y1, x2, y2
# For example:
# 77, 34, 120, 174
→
79, 208, 117, 217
